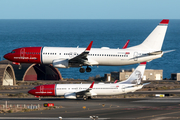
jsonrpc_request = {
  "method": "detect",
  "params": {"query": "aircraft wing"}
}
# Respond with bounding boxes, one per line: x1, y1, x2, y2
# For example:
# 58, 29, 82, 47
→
76, 82, 95, 95
69, 41, 93, 66
64, 82, 95, 99
69, 82, 94, 96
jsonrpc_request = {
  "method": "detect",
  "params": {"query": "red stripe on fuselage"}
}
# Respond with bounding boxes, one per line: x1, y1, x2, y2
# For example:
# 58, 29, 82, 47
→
4, 47, 42, 64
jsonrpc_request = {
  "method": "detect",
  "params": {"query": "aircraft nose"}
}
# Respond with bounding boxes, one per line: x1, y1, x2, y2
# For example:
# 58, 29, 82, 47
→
3, 53, 9, 60
28, 89, 33, 95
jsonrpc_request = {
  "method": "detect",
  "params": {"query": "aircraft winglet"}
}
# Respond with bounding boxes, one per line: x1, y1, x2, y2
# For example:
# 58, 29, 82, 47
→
86, 41, 93, 51
89, 81, 95, 89
114, 80, 118, 83
122, 40, 130, 49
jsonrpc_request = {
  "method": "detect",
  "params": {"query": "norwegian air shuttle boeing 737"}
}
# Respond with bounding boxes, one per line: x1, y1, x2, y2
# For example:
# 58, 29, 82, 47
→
28, 62, 148, 100
4, 19, 170, 73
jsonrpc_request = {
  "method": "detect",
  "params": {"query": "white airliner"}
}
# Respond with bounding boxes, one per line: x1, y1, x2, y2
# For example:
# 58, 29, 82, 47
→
28, 62, 148, 100
4, 19, 170, 73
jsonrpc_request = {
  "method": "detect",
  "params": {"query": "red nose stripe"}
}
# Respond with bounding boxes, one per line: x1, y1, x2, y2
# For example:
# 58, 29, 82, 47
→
43, 84, 56, 96
21, 47, 42, 64
28, 84, 55, 96
5, 47, 42, 64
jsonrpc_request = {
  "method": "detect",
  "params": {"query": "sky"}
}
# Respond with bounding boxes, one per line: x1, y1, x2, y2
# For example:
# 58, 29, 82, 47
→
0, 0, 179, 19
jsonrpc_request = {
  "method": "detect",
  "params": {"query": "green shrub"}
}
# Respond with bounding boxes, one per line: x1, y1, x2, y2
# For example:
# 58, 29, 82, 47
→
7, 110, 13, 113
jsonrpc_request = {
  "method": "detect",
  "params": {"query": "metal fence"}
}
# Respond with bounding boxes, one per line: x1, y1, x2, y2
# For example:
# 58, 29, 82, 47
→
0, 101, 43, 110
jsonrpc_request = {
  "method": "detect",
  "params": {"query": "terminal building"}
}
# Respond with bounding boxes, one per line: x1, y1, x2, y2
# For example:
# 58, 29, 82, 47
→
1, 60, 177, 86
0, 60, 62, 86
105, 69, 163, 82
171, 73, 180, 81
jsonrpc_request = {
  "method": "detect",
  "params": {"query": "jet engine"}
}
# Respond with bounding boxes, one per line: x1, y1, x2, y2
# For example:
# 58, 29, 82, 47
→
64, 92, 77, 99
53, 59, 69, 68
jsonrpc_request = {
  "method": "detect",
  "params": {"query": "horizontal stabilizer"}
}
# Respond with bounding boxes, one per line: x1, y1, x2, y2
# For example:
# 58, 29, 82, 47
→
148, 51, 163, 55
142, 82, 151, 86
163, 49, 175, 54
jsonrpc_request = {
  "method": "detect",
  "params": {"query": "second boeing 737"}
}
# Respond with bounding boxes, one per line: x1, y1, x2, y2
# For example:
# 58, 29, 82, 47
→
28, 62, 148, 100
4, 19, 170, 73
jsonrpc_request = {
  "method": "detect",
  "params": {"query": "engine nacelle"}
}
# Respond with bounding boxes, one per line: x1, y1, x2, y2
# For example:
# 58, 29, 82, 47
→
64, 92, 77, 99
53, 59, 69, 68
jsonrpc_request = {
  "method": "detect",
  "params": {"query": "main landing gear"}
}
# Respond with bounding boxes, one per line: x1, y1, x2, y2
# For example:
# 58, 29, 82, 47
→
79, 66, 91, 73
83, 95, 92, 101
79, 67, 85, 73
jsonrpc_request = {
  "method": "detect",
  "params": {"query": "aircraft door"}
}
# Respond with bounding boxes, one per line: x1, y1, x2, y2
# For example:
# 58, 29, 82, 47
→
122, 85, 125, 92
133, 52, 138, 61
40, 86, 44, 95
20, 48, 25, 58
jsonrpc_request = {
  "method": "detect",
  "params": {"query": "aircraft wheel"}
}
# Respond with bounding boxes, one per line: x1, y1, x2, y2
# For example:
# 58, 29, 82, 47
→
86, 67, 91, 72
83, 95, 87, 101
79, 67, 85, 73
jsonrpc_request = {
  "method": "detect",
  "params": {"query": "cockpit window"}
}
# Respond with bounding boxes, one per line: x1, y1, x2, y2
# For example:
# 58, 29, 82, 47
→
32, 88, 36, 90
11, 51, 15, 53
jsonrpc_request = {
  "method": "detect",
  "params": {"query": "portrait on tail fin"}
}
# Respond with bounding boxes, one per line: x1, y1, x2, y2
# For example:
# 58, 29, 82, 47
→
131, 70, 142, 84
118, 62, 146, 85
